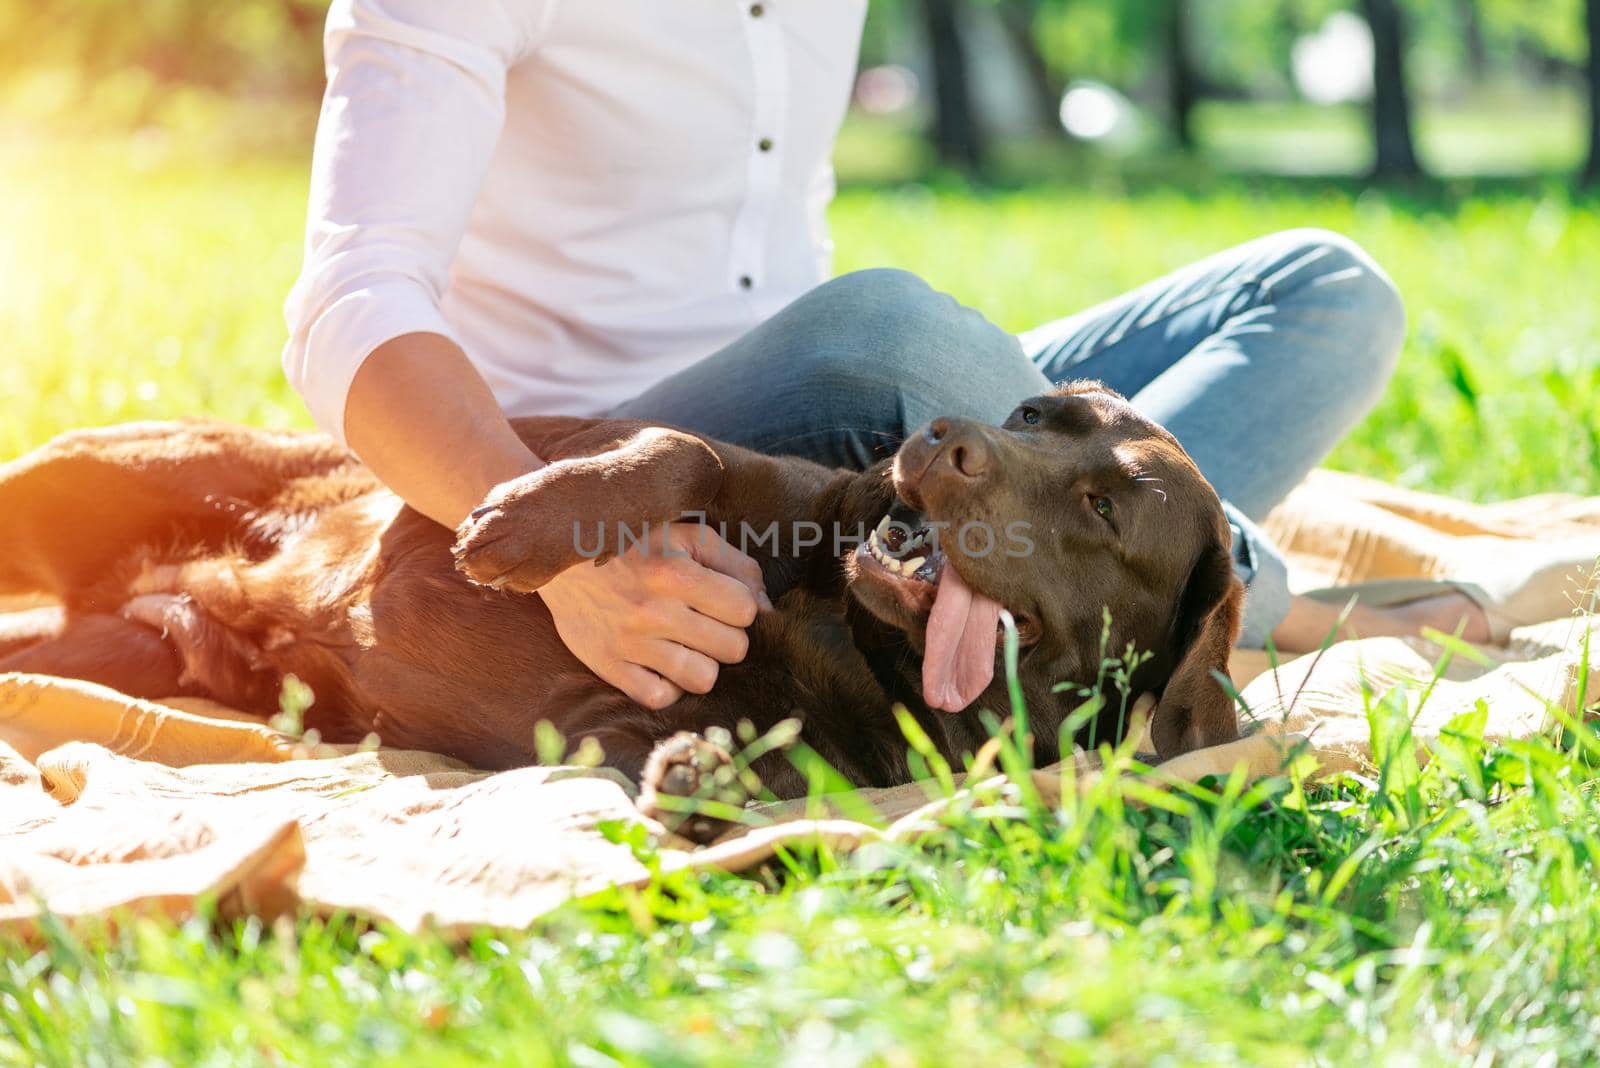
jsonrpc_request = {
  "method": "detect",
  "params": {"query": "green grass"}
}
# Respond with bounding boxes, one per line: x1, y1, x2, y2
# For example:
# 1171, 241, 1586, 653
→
4, 125, 1600, 1066
10, 652, 1600, 1065
7, 132, 1598, 499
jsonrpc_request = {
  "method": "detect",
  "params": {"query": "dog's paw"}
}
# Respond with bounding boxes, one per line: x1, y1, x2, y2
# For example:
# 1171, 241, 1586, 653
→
451, 479, 571, 593
451, 502, 515, 586
637, 730, 747, 845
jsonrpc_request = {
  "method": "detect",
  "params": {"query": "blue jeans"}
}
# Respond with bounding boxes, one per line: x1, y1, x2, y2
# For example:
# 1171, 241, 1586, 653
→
609, 228, 1406, 646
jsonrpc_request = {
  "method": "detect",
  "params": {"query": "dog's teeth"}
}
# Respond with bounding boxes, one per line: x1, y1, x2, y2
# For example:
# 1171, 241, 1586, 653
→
875, 515, 891, 538
903, 555, 926, 575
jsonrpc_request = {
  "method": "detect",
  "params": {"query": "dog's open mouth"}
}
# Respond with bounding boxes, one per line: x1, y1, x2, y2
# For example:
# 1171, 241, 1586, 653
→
852, 503, 947, 613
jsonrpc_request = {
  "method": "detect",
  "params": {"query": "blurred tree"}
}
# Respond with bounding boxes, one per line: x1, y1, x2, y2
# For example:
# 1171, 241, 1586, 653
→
1165, 0, 1197, 151
5, 0, 1589, 183
1457, 0, 1489, 80
1362, 0, 1424, 178
920, 0, 988, 172
1027, 0, 1198, 149
1475, 0, 1585, 64
1188, 0, 1307, 96
1585, 0, 1600, 187
1469, 0, 1590, 184
0, 0, 327, 127
995, 0, 1068, 139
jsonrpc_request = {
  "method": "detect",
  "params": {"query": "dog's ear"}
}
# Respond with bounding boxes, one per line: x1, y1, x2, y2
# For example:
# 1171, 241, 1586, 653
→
1150, 535, 1245, 760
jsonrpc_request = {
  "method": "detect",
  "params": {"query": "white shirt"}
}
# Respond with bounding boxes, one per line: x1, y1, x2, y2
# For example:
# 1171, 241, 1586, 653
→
283, 0, 867, 444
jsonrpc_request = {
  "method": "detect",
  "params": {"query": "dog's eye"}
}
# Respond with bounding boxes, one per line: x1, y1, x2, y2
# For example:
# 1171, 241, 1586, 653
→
1089, 495, 1114, 522
1016, 405, 1040, 426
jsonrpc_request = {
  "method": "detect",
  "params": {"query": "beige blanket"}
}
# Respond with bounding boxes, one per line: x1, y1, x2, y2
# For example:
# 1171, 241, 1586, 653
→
3, 472, 1598, 937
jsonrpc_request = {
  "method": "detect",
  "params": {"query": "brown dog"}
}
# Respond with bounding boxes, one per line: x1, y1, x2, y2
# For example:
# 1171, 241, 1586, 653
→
0, 382, 1242, 838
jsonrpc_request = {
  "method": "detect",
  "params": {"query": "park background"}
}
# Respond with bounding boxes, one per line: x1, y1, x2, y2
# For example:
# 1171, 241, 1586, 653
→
4, 2, 1600, 1064
3, 0, 1598, 500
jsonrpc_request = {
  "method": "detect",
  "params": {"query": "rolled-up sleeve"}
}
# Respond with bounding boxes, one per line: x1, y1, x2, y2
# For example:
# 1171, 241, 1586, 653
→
282, 0, 548, 443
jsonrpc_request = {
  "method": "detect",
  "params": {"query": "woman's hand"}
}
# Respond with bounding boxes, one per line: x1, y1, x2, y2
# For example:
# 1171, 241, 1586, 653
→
342, 337, 772, 709
537, 521, 772, 709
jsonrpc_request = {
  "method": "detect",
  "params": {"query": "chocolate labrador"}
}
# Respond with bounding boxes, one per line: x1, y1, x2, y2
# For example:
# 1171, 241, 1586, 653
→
0, 382, 1242, 838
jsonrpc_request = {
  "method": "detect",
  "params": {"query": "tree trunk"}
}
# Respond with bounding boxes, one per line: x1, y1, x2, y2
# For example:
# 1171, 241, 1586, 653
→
1457, 0, 1488, 82
921, 0, 988, 174
1278, 5, 1306, 88
1361, 0, 1424, 179
1166, 0, 1197, 151
1583, 0, 1600, 188
995, 0, 1065, 140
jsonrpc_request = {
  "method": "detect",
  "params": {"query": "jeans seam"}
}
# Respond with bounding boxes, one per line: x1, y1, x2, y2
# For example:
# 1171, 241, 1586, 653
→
1086, 274, 1271, 364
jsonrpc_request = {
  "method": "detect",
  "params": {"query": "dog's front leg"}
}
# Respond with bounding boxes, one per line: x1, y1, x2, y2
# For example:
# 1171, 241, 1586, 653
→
452, 426, 725, 593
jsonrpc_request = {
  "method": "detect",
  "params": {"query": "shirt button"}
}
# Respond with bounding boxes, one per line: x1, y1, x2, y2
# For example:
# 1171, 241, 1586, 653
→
758, 137, 773, 152
749, 3, 764, 16
739, 275, 754, 290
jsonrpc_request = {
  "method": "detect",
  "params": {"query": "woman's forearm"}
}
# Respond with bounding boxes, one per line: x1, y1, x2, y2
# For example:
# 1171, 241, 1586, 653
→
341, 330, 765, 710
343, 332, 543, 529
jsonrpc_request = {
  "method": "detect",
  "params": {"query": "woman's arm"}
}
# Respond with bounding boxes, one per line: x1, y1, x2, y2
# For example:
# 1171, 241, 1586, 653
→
344, 332, 540, 529
289, 0, 766, 710
345, 333, 768, 710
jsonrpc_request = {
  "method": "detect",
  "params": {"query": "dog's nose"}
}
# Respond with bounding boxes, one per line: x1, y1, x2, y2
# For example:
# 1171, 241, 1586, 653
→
942, 424, 989, 480
895, 417, 992, 506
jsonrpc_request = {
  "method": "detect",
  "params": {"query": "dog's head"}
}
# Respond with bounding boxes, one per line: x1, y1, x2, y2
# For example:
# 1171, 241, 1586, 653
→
846, 381, 1243, 759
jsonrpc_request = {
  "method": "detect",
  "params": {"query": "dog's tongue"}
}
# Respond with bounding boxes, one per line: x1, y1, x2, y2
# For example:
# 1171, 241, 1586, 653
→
922, 562, 1001, 712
